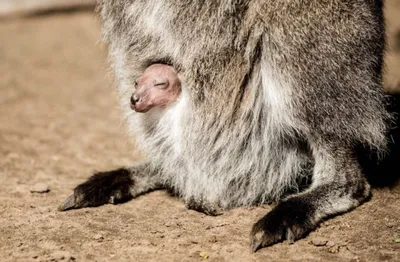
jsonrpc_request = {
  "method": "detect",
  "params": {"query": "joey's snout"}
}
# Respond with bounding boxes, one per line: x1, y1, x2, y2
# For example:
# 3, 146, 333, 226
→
130, 90, 151, 113
130, 93, 140, 106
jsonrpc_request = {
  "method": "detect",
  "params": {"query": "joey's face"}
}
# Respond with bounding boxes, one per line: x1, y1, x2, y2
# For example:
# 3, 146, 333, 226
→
130, 64, 181, 113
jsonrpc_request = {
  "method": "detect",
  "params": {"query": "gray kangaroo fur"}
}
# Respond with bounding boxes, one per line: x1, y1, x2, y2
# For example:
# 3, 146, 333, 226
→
59, 0, 390, 251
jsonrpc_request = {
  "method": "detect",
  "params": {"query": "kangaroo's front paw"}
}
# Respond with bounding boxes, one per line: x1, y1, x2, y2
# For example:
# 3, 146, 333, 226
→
250, 198, 315, 252
58, 168, 133, 211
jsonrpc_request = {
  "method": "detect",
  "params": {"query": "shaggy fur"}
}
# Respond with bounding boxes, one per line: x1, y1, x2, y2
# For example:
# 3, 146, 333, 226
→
60, 0, 390, 251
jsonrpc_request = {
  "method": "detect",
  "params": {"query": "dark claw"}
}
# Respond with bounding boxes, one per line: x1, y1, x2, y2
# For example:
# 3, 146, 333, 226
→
250, 230, 266, 252
286, 228, 295, 244
58, 194, 78, 211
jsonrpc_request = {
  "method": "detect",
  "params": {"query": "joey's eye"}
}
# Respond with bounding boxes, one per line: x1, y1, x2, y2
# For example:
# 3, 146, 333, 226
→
134, 81, 138, 89
153, 78, 169, 89
154, 82, 168, 89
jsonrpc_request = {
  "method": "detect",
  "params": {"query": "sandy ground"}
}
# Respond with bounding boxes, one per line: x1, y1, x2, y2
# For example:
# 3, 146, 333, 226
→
0, 3, 400, 262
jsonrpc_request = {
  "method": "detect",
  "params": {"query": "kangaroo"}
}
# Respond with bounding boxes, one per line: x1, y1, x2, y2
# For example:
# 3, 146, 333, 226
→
59, 0, 389, 251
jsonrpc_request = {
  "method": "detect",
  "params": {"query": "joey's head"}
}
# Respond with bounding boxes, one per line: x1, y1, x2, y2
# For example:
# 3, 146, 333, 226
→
130, 64, 181, 113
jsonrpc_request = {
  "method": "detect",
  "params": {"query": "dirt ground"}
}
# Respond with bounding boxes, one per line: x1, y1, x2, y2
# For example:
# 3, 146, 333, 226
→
1, 3, 400, 262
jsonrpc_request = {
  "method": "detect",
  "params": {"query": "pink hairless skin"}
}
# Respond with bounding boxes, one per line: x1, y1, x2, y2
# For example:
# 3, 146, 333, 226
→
130, 64, 181, 113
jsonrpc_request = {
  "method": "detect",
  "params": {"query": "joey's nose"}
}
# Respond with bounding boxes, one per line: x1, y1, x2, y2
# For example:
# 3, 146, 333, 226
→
130, 94, 140, 105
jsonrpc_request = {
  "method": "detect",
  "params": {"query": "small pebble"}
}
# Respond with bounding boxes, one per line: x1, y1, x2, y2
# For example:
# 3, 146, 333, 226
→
199, 251, 209, 260
209, 236, 218, 243
30, 183, 50, 193
310, 237, 328, 247
326, 241, 336, 247
93, 234, 104, 241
